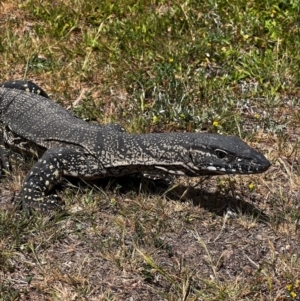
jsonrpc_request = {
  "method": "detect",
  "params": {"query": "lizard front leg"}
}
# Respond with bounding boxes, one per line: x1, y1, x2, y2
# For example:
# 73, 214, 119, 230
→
16, 147, 105, 211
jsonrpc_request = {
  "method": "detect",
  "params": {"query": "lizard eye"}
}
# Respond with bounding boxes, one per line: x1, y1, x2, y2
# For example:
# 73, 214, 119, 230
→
215, 149, 228, 159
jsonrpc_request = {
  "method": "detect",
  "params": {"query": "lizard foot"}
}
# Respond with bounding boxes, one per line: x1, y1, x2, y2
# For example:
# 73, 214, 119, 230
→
14, 194, 63, 212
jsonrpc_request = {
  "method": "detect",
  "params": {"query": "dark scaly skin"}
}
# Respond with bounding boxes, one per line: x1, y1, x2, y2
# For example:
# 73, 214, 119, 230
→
0, 81, 270, 211
0, 80, 49, 98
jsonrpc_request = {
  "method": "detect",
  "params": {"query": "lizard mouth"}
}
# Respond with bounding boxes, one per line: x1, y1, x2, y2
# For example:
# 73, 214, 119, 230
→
201, 160, 271, 175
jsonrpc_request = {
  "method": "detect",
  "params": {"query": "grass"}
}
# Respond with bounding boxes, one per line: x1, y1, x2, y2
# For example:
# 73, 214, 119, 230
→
0, 0, 300, 300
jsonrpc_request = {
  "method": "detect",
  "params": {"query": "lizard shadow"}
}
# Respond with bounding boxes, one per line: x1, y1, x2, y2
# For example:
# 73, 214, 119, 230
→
83, 175, 270, 223
164, 184, 270, 223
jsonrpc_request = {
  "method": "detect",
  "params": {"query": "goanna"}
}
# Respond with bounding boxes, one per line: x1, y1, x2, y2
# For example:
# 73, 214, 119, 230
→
0, 80, 270, 211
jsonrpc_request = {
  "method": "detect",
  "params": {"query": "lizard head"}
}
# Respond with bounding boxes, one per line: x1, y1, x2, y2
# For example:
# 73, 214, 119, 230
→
187, 133, 270, 175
